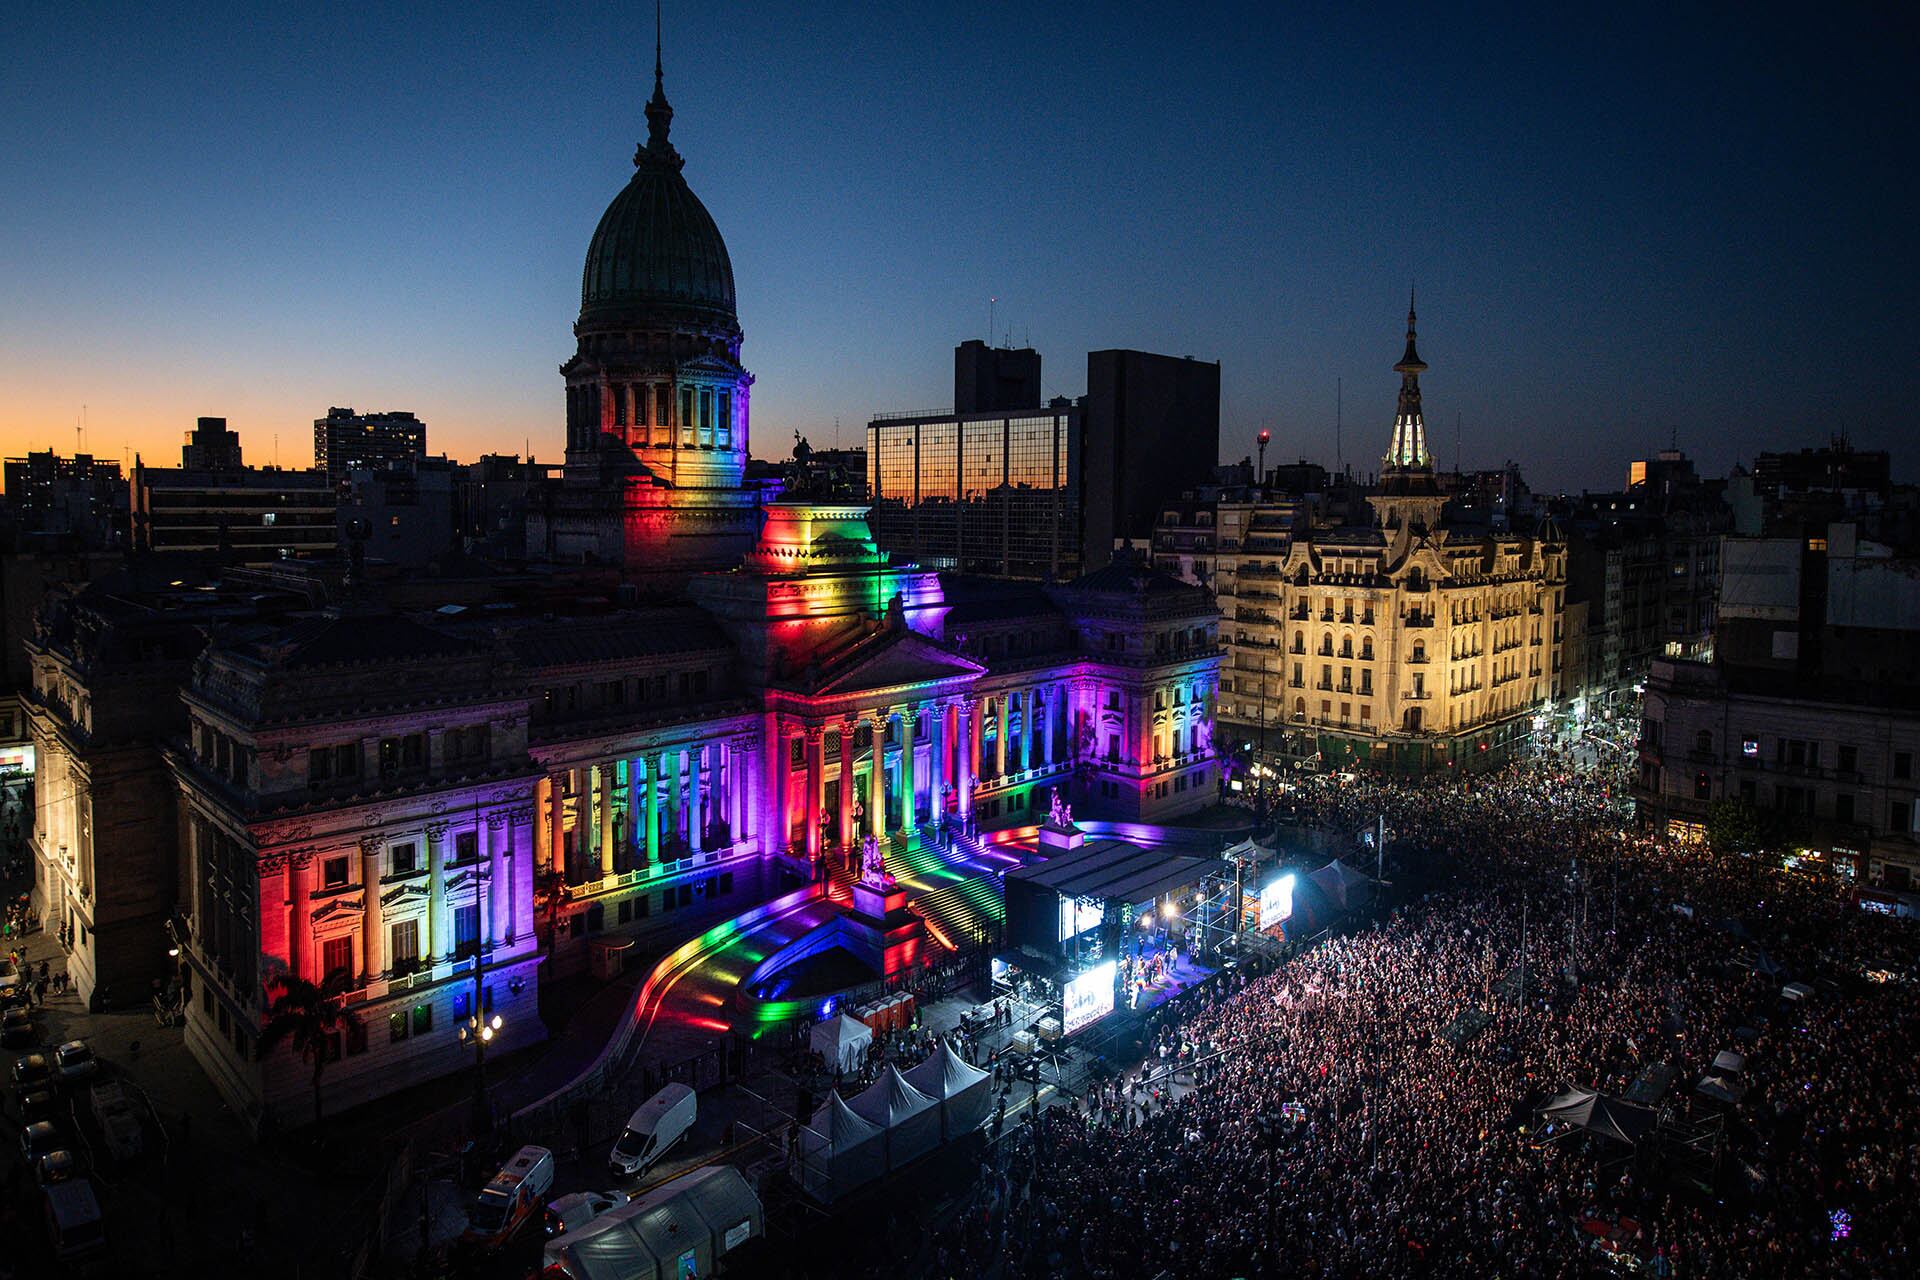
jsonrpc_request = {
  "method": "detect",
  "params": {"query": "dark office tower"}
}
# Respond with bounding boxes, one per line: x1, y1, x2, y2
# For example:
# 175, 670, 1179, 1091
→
313, 407, 428, 479
954, 339, 1043, 414
1081, 350, 1221, 569
181, 417, 243, 470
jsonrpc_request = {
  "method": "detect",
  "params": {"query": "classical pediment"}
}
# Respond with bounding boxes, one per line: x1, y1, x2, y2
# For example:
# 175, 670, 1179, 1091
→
379, 880, 433, 910
310, 895, 363, 925
800, 628, 986, 698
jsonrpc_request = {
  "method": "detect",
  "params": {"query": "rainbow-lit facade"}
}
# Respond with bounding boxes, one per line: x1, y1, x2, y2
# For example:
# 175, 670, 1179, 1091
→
165, 49, 1223, 1130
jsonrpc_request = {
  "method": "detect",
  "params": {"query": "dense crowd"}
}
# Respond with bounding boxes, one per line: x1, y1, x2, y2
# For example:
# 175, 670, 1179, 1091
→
926, 732, 1920, 1278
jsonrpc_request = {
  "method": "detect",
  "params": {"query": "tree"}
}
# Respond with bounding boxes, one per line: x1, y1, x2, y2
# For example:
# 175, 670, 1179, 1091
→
1705, 798, 1776, 856
256, 971, 357, 1126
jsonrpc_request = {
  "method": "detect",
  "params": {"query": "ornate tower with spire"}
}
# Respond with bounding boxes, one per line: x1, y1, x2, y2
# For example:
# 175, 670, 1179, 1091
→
529, 10, 761, 578
1369, 292, 1447, 533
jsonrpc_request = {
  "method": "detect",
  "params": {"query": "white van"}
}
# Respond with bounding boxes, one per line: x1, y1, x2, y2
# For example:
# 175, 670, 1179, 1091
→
44, 1177, 107, 1265
464, 1144, 555, 1250
608, 1082, 696, 1180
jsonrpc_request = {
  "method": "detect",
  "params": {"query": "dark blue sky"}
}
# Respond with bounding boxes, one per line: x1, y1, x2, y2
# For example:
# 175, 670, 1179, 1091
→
2, 2, 1912, 490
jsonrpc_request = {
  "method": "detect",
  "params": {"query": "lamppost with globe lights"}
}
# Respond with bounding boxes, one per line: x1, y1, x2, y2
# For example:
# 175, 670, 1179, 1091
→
456, 841, 502, 1133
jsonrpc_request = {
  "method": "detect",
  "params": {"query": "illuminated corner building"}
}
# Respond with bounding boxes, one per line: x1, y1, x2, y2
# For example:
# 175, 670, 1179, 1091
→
526, 45, 759, 581
1224, 302, 1566, 776
131, 418, 337, 560
169, 611, 545, 1130
24, 570, 295, 1010
313, 406, 428, 480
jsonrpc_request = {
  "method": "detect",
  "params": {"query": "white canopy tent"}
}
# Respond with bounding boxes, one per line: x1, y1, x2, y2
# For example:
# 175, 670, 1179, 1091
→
809, 1013, 874, 1075
544, 1166, 763, 1280
848, 1065, 940, 1170
903, 1040, 994, 1142
798, 1091, 885, 1203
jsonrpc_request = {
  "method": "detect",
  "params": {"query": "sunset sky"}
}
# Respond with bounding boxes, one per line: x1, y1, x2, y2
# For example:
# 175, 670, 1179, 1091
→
2, 2, 1911, 492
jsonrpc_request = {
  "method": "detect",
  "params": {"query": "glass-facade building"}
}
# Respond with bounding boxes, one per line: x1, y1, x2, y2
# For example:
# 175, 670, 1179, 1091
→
867, 405, 1080, 579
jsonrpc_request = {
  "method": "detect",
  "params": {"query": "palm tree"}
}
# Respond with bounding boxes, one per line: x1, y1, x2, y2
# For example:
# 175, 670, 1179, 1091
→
256, 971, 357, 1126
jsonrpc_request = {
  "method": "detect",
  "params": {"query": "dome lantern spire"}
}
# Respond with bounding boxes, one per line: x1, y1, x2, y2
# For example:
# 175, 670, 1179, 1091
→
638, 0, 681, 170
1383, 287, 1433, 473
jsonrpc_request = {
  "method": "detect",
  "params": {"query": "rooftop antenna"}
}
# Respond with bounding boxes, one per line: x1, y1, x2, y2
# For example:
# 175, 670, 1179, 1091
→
1335, 378, 1343, 476
988, 296, 996, 346
1455, 411, 1462, 473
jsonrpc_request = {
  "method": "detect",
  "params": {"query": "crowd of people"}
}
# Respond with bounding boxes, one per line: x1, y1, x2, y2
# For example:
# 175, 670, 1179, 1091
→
922, 731, 1920, 1278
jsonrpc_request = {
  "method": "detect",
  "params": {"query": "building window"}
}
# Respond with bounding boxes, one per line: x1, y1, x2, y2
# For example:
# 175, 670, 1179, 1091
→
453, 904, 480, 960
1896, 752, 1913, 781
1693, 771, 1710, 800
321, 936, 352, 982
455, 830, 478, 862
1838, 744, 1857, 774
1893, 801, 1913, 834
390, 919, 419, 977
308, 748, 333, 784
389, 842, 418, 877
1836, 794, 1855, 823
322, 856, 350, 889
412, 1003, 432, 1035
389, 1011, 410, 1043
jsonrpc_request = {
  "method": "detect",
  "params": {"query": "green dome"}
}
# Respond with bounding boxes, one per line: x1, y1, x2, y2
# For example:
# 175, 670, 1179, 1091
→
578, 73, 736, 328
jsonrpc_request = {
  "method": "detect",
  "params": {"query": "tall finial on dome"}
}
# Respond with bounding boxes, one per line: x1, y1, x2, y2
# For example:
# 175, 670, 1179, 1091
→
638, 0, 681, 169
1395, 281, 1426, 375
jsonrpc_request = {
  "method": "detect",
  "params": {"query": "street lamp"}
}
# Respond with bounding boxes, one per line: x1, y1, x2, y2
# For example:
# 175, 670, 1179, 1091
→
456, 839, 500, 1134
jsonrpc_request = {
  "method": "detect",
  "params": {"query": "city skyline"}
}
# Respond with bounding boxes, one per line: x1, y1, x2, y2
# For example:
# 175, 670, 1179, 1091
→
3, 3, 1912, 492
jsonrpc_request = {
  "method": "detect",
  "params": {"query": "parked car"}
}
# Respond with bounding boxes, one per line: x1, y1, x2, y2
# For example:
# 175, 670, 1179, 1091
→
36, 1148, 77, 1186
1, 1005, 34, 1047
462, 1145, 555, 1251
608, 1083, 697, 1180
43, 1177, 107, 1267
0, 972, 26, 1008
544, 1189, 631, 1238
22, 1118, 64, 1163
53, 1040, 98, 1083
11, 1052, 52, 1090
18, 1088, 59, 1127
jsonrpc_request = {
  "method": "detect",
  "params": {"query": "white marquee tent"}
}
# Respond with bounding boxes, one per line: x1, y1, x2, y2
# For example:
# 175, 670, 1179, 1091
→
903, 1040, 993, 1142
848, 1065, 940, 1171
798, 1090, 885, 1203
809, 1012, 874, 1075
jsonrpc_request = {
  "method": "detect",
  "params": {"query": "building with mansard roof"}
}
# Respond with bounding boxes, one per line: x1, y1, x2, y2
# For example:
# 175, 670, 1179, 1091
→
1217, 301, 1566, 775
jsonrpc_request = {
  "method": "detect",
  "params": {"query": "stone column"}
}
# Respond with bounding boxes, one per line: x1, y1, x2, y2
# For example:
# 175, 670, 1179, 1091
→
548, 772, 566, 882
837, 717, 857, 847
624, 756, 642, 872
804, 725, 825, 862
597, 763, 614, 877
688, 744, 705, 854
739, 738, 758, 841
486, 811, 509, 946
957, 699, 976, 820
901, 705, 918, 828
1043, 684, 1058, 765
360, 836, 385, 981
666, 750, 684, 856
645, 753, 662, 865
868, 712, 889, 835
288, 852, 314, 983
426, 821, 450, 962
